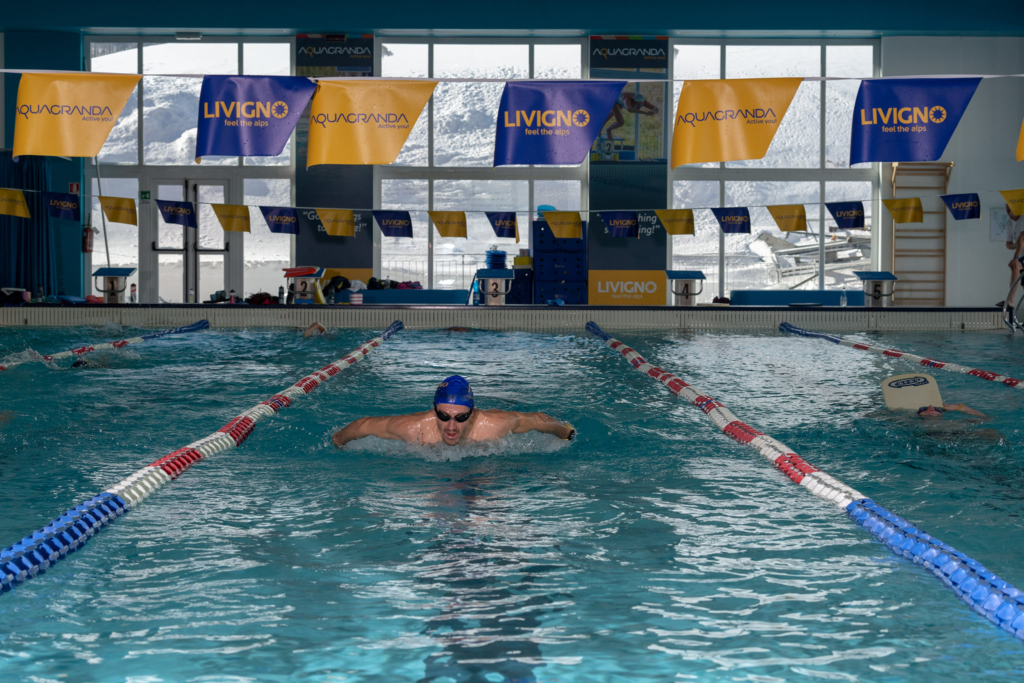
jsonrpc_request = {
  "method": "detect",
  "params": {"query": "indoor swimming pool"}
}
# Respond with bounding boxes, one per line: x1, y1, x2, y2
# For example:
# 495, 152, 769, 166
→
1, 323, 1023, 682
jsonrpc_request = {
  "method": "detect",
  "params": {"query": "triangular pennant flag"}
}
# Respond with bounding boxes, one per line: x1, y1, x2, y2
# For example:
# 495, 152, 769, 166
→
13, 73, 141, 159
653, 209, 694, 235
0, 189, 31, 219
939, 193, 981, 220
598, 211, 639, 238
99, 196, 137, 226
485, 212, 519, 242
42, 192, 81, 222
1000, 189, 1024, 218
541, 211, 582, 239
825, 201, 866, 230
307, 80, 438, 167
710, 207, 750, 233
156, 199, 197, 229
316, 209, 356, 237
882, 198, 924, 224
766, 204, 807, 232
429, 211, 468, 238
260, 206, 300, 234
211, 204, 251, 232
373, 210, 414, 237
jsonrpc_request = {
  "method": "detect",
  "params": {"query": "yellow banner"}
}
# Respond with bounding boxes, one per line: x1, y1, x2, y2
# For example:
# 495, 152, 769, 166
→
1017, 118, 1024, 163
542, 211, 582, 239
767, 204, 807, 232
13, 73, 141, 159
99, 196, 137, 226
882, 197, 924, 224
316, 209, 355, 237
1000, 189, 1024, 216
306, 80, 438, 167
654, 209, 694, 235
589, 270, 667, 306
211, 204, 251, 232
0, 189, 31, 219
671, 78, 802, 168
429, 211, 468, 238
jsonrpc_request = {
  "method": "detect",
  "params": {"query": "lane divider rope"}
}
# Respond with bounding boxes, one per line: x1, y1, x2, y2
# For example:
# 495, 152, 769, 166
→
0, 320, 211, 372
586, 321, 1024, 642
0, 320, 403, 592
780, 322, 1024, 389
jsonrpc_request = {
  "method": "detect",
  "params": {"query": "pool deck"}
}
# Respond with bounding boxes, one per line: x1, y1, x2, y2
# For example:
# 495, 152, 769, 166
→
0, 304, 1007, 332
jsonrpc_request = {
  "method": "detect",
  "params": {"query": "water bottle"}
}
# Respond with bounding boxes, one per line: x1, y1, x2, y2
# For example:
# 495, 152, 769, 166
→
188, 287, 195, 304
278, 285, 285, 303
472, 280, 481, 306
228, 289, 236, 305
840, 284, 847, 308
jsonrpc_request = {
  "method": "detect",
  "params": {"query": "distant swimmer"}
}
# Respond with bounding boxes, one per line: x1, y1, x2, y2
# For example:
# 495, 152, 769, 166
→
882, 373, 989, 421
332, 375, 575, 448
443, 327, 473, 332
916, 403, 987, 420
304, 322, 327, 337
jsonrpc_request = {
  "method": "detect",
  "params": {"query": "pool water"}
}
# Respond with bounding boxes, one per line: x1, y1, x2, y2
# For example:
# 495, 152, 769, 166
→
1, 323, 1024, 682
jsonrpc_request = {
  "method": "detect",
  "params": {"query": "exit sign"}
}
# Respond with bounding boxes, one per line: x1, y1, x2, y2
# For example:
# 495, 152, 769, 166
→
141, 191, 151, 200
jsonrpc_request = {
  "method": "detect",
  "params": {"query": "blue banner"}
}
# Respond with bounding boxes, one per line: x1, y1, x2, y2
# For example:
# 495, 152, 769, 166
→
485, 212, 518, 238
940, 193, 981, 220
41, 192, 80, 221
156, 199, 197, 229
195, 76, 316, 162
494, 81, 625, 166
260, 206, 300, 234
825, 201, 866, 230
598, 211, 639, 238
710, 207, 750, 234
849, 77, 981, 165
373, 210, 414, 238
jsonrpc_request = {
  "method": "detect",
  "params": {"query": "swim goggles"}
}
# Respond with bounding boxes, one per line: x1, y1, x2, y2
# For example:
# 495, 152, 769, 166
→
917, 406, 945, 414
435, 405, 473, 423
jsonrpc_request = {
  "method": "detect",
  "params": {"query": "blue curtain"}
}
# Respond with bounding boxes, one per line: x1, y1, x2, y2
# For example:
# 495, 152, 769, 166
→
0, 151, 57, 296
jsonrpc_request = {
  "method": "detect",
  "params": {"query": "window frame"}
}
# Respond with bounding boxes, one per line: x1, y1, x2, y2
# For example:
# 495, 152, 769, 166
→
373, 36, 589, 288
83, 35, 297, 302
667, 38, 882, 295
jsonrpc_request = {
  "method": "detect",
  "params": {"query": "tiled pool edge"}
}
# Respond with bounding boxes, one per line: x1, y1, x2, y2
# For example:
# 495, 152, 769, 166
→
0, 305, 1005, 332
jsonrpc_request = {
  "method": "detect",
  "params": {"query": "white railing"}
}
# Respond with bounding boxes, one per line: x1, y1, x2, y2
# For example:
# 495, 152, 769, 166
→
383, 254, 503, 290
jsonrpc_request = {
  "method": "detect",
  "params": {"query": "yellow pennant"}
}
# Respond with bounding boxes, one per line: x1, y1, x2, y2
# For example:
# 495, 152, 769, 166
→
99, 196, 137, 226
307, 80, 438, 167
13, 73, 141, 159
882, 197, 924, 224
671, 78, 802, 168
1000, 189, 1024, 216
316, 209, 356, 237
542, 211, 582, 239
767, 204, 807, 232
654, 209, 694, 235
428, 211, 468, 238
211, 204, 251, 232
1017, 118, 1024, 163
0, 189, 31, 219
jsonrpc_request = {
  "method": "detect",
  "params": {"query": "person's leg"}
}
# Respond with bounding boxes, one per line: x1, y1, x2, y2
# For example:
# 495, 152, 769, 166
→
1009, 241, 1024, 305
604, 105, 625, 140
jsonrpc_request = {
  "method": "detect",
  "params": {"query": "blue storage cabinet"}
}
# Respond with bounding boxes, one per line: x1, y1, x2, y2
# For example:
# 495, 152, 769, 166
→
506, 269, 534, 305
531, 220, 587, 305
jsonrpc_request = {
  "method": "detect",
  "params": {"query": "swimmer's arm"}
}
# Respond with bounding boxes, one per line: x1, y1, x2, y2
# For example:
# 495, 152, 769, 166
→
944, 403, 988, 419
332, 416, 405, 448
510, 411, 575, 440
304, 322, 326, 337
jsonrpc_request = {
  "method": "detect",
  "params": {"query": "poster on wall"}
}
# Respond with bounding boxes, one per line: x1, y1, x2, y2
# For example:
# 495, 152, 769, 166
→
588, 36, 669, 212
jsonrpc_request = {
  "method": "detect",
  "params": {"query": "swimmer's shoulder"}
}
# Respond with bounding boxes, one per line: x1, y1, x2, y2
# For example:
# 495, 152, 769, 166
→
389, 410, 437, 443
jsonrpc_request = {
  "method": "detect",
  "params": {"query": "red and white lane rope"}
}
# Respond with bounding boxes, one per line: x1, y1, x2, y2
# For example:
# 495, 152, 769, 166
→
585, 322, 864, 509
780, 322, 1024, 389
1, 322, 402, 591
0, 320, 210, 372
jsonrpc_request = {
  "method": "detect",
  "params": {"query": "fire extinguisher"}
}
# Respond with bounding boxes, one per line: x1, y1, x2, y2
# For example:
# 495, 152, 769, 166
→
83, 218, 95, 253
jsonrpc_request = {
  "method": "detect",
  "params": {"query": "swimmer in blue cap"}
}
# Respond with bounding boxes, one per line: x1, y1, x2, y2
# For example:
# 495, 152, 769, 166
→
332, 374, 575, 448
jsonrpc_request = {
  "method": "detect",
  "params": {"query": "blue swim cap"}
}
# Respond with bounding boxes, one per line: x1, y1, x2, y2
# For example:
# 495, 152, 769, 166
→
434, 375, 474, 408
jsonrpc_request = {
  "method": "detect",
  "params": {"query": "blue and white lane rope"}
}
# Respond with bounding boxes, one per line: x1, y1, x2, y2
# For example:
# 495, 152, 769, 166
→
0, 321, 403, 592
0, 320, 211, 372
780, 322, 1024, 389
586, 321, 1024, 641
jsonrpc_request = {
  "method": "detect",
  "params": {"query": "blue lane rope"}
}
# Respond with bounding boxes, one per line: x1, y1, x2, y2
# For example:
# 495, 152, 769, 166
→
588, 321, 1024, 643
